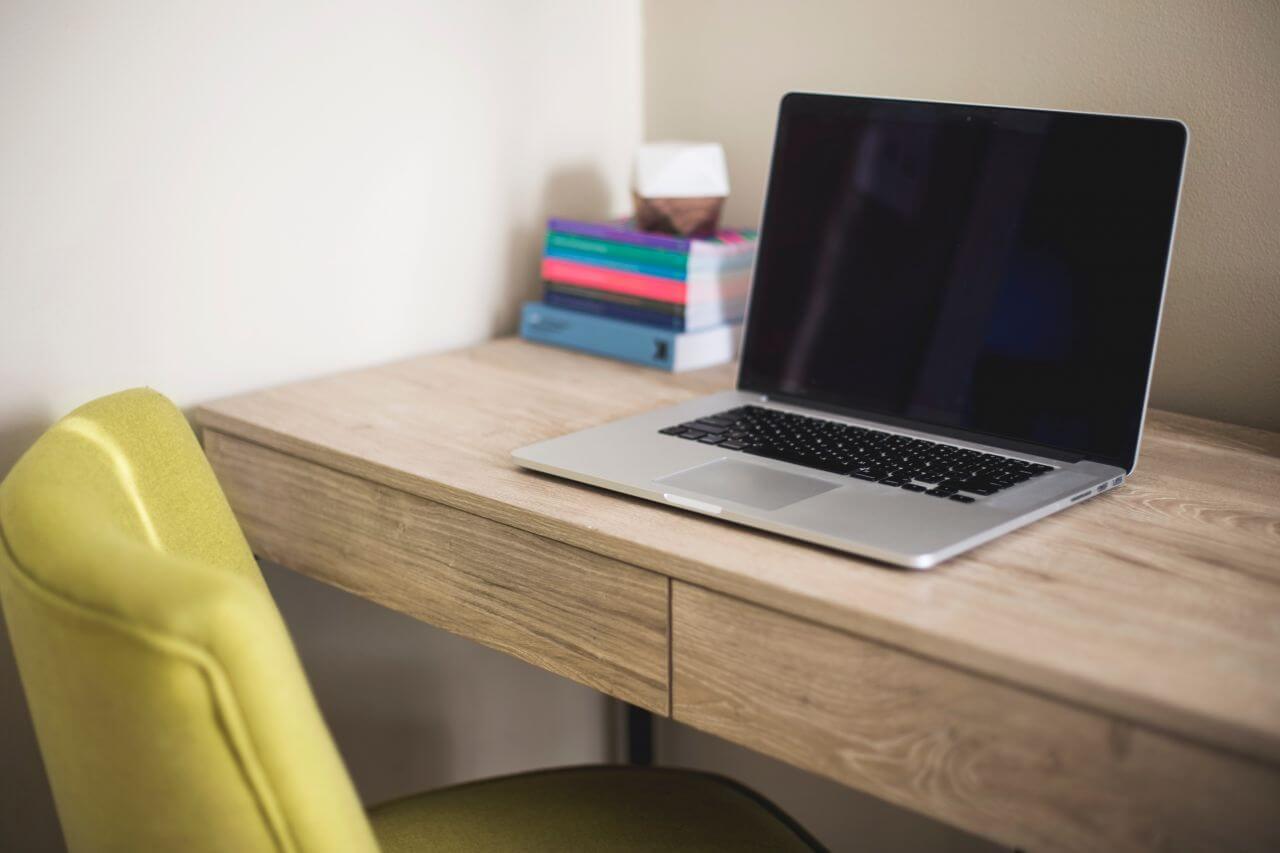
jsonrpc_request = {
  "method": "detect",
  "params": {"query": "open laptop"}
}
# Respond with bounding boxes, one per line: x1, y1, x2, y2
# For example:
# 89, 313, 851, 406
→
513, 93, 1187, 569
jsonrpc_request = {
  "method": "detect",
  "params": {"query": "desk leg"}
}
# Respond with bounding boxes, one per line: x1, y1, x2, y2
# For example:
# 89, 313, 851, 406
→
625, 704, 654, 766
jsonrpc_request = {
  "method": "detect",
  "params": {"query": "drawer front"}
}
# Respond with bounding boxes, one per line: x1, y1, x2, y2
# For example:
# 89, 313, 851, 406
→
206, 431, 669, 714
672, 582, 1279, 852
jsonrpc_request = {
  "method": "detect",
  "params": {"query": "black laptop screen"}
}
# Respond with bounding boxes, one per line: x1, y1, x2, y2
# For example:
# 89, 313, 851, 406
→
738, 94, 1186, 471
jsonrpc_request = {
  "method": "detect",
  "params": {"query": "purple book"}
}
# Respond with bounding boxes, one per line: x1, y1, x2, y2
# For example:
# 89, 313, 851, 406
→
548, 217, 756, 256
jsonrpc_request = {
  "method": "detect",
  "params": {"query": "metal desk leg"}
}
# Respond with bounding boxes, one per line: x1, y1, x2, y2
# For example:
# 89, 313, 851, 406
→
625, 704, 654, 766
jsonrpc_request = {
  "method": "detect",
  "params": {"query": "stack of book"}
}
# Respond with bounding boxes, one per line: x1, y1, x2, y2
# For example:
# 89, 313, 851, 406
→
520, 217, 757, 372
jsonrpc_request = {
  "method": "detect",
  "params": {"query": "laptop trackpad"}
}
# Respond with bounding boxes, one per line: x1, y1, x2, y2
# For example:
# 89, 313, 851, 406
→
657, 458, 839, 511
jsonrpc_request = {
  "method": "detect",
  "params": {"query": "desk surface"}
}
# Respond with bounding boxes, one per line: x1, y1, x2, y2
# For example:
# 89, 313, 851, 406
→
197, 338, 1280, 848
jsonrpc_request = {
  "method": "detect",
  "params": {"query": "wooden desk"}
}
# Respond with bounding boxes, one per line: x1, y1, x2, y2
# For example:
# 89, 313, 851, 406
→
196, 338, 1280, 852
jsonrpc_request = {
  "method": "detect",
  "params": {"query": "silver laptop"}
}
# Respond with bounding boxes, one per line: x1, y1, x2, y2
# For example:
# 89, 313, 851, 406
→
514, 93, 1187, 569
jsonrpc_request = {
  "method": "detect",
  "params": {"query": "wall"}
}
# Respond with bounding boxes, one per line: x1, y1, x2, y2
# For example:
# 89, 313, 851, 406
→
0, 1, 641, 848
644, 0, 1280, 430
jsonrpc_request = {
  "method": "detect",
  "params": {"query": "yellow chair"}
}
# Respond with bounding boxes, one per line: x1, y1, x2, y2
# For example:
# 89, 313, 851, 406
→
0, 389, 823, 852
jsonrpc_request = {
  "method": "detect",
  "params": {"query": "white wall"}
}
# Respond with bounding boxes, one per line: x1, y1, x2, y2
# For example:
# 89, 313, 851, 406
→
645, 0, 1280, 431
0, 2, 641, 848
1, 0, 641, 461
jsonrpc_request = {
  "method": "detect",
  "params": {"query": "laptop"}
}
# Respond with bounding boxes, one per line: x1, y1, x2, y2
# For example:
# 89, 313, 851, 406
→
513, 93, 1188, 569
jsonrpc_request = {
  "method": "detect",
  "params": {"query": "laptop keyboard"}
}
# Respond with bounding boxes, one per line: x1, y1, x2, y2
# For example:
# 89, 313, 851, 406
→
659, 405, 1054, 502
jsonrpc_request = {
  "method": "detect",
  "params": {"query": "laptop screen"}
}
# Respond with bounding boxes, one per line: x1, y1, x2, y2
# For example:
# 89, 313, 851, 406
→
738, 93, 1186, 472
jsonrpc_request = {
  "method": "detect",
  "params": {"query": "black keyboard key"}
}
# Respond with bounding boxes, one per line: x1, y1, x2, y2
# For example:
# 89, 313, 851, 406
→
949, 495, 976, 504
900, 483, 927, 492
745, 446, 849, 474
879, 478, 906, 487
740, 445, 774, 458
659, 405, 1032, 485
807, 459, 853, 474
926, 487, 956, 497
686, 421, 728, 434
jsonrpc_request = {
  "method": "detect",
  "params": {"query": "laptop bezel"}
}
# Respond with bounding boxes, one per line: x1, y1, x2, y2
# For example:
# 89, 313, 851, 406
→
734, 91, 1189, 474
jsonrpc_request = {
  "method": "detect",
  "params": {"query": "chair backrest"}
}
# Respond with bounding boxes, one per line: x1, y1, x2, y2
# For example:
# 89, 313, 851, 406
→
0, 389, 379, 852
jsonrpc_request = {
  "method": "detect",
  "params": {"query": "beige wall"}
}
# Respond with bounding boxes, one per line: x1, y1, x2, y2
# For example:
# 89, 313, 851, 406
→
645, 0, 1280, 431
0, 1, 641, 848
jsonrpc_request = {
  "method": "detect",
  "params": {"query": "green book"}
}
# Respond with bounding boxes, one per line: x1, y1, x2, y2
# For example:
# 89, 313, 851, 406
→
546, 232, 691, 272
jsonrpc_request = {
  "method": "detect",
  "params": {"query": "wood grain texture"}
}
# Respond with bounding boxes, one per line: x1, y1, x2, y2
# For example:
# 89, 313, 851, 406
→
672, 582, 1280, 852
204, 429, 669, 714
194, 338, 1280, 766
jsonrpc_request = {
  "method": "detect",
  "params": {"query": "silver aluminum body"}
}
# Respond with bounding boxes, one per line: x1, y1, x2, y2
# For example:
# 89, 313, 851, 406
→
512, 389, 1124, 570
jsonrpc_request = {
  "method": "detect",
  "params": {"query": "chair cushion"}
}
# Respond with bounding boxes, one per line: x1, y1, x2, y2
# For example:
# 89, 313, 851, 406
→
367, 765, 823, 852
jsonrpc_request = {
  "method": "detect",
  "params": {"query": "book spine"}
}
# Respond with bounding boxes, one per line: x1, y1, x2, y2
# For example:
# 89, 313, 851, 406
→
547, 218, 757, 257
521, 302, 679, 369
542, 258, 752, 304
546, 238, 754, 278
546, 232, 689, 272
548, 218, 692, 252
544, 245, 687, 281
543, 291, 685, 331
544, 282, 683, 316
542, 257, 686, 303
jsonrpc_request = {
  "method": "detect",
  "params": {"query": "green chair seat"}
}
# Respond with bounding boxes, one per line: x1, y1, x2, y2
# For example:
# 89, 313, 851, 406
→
0, 388, 823, 851
368, 766, 819, 852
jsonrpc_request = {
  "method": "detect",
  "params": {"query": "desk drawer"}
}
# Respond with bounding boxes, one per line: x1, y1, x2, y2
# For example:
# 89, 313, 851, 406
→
206, 431, 668, 714
672, 582, 1279, 852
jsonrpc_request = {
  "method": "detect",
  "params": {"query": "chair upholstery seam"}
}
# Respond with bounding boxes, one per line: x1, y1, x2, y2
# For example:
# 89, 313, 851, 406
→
0, 526, 298, 853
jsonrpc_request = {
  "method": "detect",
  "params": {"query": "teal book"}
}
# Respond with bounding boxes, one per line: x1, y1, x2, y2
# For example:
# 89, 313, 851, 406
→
519, 302, 740, 372
545, 232, 754, 278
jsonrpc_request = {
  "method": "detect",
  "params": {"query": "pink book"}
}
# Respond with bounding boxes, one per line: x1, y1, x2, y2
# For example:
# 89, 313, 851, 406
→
541, 258, 748, 305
